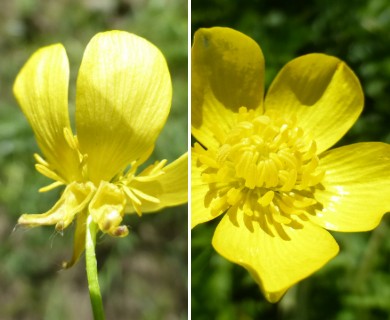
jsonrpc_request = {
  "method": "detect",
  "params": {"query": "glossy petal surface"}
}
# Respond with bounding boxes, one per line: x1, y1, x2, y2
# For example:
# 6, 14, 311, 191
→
191, 151, 222, 228
212, 210, 339, 302
13, 44, 79, 181
130, 153, 188, 212
265, 54, 363, 153
312, 142, 390, 231
192, 27, 265, 149
76, 31, 172, 182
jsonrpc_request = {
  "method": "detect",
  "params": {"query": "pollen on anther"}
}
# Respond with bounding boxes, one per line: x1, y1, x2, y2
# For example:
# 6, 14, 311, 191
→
194, 107, 325, 230
258, 190, 274, 207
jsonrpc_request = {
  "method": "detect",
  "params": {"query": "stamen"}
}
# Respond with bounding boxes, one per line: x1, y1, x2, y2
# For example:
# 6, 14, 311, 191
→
39, 181, 64, 193
258, 190, 274, 207
135, 159, 167, 179
80, 154, 88, 179
193, 107, 325, 233
63, 127, 78, 150
212, 121, 228, 145
148, 159, 168, 175
132, 172, 165, 182
280, 169, 297, 191
131, 188, 160, 204
226, 187, 243, 205
122, 186, 142, 206
131, 145, 155, 171
35, 164, 66, 183
34, 153, 49, 166
210, 195, 229, 215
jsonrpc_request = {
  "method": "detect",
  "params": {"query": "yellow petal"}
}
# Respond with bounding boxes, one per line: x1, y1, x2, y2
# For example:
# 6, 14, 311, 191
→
13, 44, 80, 182
212, 210, 339, 302
192, 27, 265, 149
191, 151, 223, 228
89, 181, 128, 237
126, 153, 188, 213
264, 54, 363, 153
312, 142, 390, 231
76, 30, 172, 182
18, 182, 95, 231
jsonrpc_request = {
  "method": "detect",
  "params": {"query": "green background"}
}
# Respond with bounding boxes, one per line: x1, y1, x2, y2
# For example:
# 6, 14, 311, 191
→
192, 0, 390, 319
0, 0, 188, 319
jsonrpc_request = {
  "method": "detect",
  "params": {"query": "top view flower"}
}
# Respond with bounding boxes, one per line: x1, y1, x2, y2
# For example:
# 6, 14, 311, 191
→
191, 27, 390, 302
14, 30, 188, 267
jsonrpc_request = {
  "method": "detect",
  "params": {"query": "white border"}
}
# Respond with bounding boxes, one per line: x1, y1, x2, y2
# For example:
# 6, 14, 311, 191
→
187, 0, 192, 318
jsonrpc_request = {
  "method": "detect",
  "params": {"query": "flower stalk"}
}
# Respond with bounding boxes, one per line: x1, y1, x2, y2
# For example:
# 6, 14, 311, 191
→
85, 214, 105, 320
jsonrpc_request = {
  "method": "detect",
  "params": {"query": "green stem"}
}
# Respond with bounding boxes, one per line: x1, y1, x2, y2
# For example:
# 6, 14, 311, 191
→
85, 215, 105, 320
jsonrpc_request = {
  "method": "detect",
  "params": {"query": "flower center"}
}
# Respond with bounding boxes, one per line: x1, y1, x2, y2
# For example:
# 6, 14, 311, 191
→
31, 128, 166, 237
195, 107, 325, 234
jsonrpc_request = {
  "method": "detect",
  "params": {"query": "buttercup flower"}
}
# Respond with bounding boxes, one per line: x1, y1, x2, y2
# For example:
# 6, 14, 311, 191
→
191, 27, 390, 302
15, 30, 187, 267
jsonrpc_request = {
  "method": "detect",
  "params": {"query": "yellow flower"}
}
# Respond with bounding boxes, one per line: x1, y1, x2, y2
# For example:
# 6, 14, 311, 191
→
14, 30, 188, 267
191, 27, 390, 302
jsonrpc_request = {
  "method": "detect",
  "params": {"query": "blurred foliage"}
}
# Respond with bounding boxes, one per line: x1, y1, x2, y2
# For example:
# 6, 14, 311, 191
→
0, 0, 188, 319
192, 0, 390, 319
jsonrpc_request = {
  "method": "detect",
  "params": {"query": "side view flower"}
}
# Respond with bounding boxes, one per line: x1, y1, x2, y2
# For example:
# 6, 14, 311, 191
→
191, 27, 390, 302
14, 30, 188, 268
